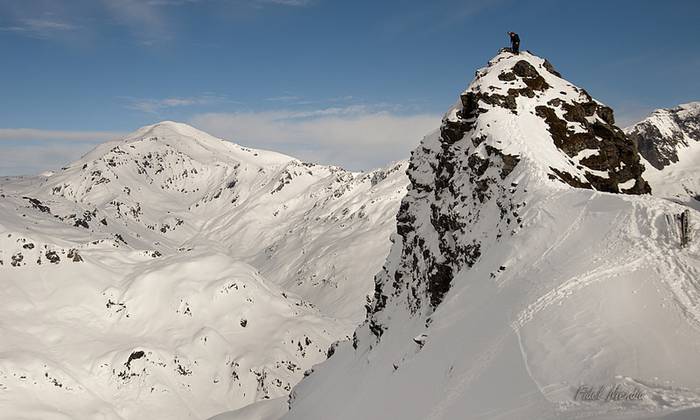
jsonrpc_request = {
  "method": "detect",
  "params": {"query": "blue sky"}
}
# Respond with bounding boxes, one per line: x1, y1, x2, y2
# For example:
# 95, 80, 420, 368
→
1, 0, 699, 175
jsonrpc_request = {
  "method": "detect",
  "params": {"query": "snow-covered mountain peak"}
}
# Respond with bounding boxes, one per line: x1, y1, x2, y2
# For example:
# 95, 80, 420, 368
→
441, 50, 650, 195
0, 121, 410, 418
282, 53, 700, 420
37, 121, 297, 215
119, 120, 294, 166
129, 120, 208, 138
625, 101, 700, 207
675, 101, 700, 119
4, 119, 410, 321
370, 51, 658, 318
626, 102, 700, 169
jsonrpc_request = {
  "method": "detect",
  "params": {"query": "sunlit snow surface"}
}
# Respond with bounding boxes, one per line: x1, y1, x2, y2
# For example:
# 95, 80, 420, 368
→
0, 122, 407, 419
2, 51, 699, 420
277, 52, 700, 420
626, 102, 700, 210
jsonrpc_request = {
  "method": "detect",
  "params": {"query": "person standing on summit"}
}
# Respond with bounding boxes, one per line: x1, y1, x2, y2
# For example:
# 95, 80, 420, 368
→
508, 31, 520, 55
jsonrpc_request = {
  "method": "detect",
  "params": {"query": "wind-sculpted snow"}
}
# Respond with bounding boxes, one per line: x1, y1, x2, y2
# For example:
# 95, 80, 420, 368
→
0, 250, 341, 419
626, 103, 700, 209
282, 52, 700, 420
0, 121, 408, 419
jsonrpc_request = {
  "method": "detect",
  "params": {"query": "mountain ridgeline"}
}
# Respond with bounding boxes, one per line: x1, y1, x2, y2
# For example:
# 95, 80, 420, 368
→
283, 52, 699, 420
0, 122, 408, 419
625, 102, 700, 208
626, 102, 700, 170
1, 51, 699, 420
374, 51, 651, 321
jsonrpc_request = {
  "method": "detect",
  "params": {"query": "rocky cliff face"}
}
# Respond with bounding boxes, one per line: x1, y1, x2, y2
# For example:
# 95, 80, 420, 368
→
371, 51, 651, 327
625, 103, 700, 208
283, 52, 699, 420
626, 102, 700, 170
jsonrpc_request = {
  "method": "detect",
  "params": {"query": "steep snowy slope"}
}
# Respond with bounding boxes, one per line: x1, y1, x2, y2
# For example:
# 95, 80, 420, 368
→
626, 103, 700, 209
0, 122, 408, 419
282, 52, 700, 420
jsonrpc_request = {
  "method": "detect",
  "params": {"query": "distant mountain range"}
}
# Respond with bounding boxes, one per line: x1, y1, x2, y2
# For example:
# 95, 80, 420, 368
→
0, 121, 406, 419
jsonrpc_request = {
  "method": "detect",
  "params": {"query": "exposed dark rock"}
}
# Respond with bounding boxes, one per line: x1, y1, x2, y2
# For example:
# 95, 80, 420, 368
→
114, 234, 127, 245
512, 60, 540, 79
480, 93, 517, 111
536, 103, 650, 194
74, 218, 89, 229
23, 197, 51, 213
326, 342, 337, 359
365, 52, 653, 344
125, 351, 145, 369
549, 167, 591, 189
175, 363, 192, 376
497, 71, 516, 82
74, 210, 97, 229
427, 264, 453, 308
542, 59, 561, 77
45, 250, 60, 264
11, 253, 23, 267
67, 248, 83, 262
626, 104, 700, 170
511, 60, 550, 91
485, 145, 520, 179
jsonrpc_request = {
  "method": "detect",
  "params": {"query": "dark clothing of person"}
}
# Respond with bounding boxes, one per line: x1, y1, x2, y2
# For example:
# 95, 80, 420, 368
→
509, 32, 520, 54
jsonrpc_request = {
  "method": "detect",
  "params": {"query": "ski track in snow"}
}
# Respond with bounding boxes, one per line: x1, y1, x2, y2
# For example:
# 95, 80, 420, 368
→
3, 53, 700, 420
279, 51, 700, 420
425, 331, 511, 420
514, 196, 700, 332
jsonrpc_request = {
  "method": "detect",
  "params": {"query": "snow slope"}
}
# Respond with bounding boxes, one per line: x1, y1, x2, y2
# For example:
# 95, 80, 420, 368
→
626, 103, 700, 209
0, 122, 408, 419
282, 52, 700, 420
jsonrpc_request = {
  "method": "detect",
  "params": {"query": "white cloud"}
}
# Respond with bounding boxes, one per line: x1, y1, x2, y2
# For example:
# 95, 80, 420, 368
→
0, 128, 123, 142
0, 0, 315, 45
124, 95, 227, 113
145, 0, 200, 6
0, 128, 125, 176
257, 0, 313, 6
0, 18, 78, 38
0, 143, 89, 176
100, 0, 177, 44
265, 95, 301, 102
189, 106, 439, 170
0, 104, 439, 175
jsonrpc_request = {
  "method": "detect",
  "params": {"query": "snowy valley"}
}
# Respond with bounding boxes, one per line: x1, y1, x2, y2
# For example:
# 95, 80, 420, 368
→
1, 51, 700, 420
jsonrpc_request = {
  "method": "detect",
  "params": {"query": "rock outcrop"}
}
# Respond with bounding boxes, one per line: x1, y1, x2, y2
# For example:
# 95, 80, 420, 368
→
283, 52, 700, 420
626, 102, 700, 170
373, 51, 652, 325
625, 102, 700, 206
